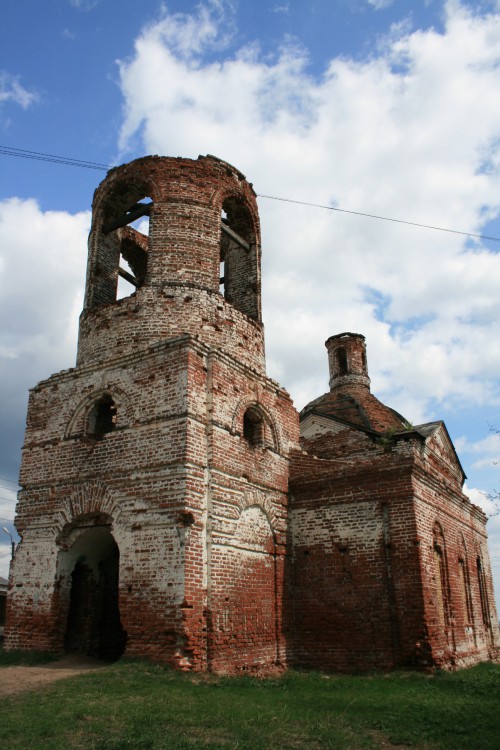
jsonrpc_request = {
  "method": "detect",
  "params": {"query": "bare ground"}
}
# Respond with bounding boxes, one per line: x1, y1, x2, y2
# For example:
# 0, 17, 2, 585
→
0, 654, 109, 696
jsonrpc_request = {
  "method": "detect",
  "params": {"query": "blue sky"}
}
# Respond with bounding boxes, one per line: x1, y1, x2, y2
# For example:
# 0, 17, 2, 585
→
1, 0, 500, 596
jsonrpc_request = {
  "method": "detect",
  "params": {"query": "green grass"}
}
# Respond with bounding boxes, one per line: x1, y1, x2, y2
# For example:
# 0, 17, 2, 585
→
0, 660, 499, 749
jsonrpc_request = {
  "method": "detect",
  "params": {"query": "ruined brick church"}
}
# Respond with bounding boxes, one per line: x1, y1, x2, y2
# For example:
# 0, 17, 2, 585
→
5, 155, 499, 672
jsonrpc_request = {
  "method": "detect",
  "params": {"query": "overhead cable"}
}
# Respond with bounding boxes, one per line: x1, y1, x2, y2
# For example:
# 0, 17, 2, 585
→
0, 476, 19, 485
1, 144, 499, 243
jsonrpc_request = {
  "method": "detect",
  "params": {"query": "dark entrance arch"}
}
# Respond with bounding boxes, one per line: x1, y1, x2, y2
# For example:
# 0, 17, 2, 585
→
63, 526, 126, 661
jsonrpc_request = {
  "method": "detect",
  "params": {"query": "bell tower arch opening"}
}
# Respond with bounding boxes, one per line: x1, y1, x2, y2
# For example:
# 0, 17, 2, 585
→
116, 213, 150, 300
85, 176, 153, 309
220, 195, 261, 321
59, 523, 127, 661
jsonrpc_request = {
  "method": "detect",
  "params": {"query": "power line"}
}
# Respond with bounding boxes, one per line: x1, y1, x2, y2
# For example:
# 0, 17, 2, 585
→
0, 476, 19, 485
257, 194, 500, 243
0, 145, 109, 171
2, 144, 500, 243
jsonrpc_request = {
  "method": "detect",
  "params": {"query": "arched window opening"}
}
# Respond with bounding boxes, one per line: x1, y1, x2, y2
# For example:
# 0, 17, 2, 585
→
434, 544, 449, 627
243, 407, 264, 447
219, 198, 260, 321
88, 394, 117, 438
476, 557, 491, 626
336, 347, 348, 376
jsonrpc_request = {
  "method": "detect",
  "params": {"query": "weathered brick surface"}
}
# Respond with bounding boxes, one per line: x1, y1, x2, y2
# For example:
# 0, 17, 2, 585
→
288, 334, 499, 671
411, 430, 500, 668
78, 155, 265, 374
4, 157, 499, 673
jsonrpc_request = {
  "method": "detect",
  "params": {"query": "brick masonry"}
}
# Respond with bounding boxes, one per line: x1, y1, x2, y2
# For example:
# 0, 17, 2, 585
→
4, 157, 499, 672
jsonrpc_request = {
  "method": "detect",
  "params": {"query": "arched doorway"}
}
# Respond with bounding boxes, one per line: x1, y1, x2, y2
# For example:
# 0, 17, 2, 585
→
61, 525, 126, 661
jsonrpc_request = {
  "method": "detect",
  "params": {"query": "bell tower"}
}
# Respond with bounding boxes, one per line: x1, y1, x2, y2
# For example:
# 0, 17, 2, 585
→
77, 155, 265, 372
6, 155, 299, 672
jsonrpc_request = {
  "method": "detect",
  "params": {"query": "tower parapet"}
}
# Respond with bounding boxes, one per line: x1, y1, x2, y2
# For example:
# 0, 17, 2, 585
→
77, 155, 265, 372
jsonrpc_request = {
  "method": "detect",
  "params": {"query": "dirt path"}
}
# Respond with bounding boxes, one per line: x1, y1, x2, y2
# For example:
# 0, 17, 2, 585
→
0, 654, 109, 696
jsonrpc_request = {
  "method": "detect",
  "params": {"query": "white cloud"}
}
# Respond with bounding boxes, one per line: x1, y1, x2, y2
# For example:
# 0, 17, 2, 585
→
69, 0, 98, 10
0, 199, 88, 576
0, 199, 89, 361
117, 0, 500, 425
134, 0, 236, 63
0, 71, 38, 109
455, 431, 500, 469
0, 198, 90, 491
463, 483, 495, 514
368, 0, 395, 10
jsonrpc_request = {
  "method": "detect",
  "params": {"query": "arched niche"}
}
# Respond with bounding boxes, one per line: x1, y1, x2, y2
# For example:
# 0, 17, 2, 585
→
432, 522, 450, 628
476, 553, 491, 627
232, 505, 276, 554
458, 534, 474, 626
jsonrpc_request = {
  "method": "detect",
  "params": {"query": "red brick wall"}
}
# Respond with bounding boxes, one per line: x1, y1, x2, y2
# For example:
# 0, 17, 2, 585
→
289, 429, 422, 671
5, 328, 299, 671
288, 422, 499, 671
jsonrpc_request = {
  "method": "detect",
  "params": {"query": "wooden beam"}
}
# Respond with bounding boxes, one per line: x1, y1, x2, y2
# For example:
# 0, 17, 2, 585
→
119, 267, 138, 287
221, 221, 250, 251
103, 202, 153, 234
